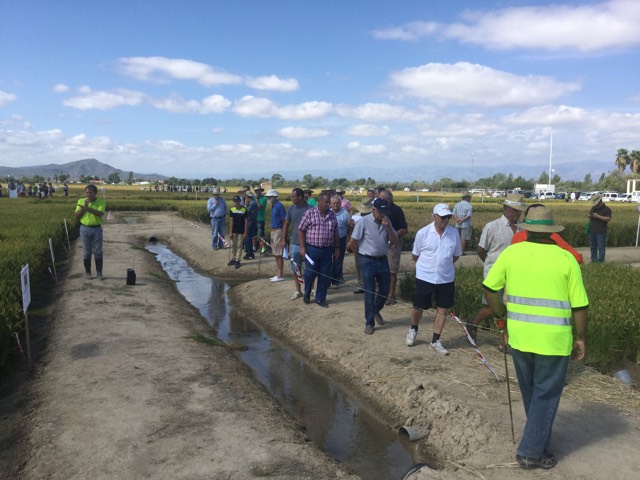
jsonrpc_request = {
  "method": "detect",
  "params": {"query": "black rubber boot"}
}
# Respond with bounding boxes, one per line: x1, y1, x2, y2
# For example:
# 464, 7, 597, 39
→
83, 258, 92, 277
95, 259, 103, 279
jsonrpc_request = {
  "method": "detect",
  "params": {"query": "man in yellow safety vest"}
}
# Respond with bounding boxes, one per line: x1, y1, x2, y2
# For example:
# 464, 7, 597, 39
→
482, 205, 589, 470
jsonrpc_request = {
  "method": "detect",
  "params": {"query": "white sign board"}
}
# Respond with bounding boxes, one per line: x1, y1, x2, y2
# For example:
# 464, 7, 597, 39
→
21, 264, 31, 314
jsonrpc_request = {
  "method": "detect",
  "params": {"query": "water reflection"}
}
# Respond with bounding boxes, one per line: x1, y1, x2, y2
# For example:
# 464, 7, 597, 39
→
146, 242, 418, 480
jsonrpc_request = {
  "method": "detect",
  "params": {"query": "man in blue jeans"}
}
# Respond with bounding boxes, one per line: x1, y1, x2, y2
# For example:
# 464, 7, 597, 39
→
207, 187, 227, 250
587, 193, 611, 262
483, 205, 589, 470
348, 198, 397, 334
298, 192, 339, 308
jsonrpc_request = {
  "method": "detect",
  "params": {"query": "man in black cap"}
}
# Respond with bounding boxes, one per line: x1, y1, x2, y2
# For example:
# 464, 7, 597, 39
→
348, 197, 398, 335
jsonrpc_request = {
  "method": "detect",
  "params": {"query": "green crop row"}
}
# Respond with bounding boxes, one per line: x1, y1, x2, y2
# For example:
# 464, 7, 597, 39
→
0, 198, 78, 366
398, 263, 640, 372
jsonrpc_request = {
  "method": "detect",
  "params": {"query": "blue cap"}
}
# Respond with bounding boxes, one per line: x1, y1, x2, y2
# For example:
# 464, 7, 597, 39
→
232, 195, 241, 202
372, 197, 390, 215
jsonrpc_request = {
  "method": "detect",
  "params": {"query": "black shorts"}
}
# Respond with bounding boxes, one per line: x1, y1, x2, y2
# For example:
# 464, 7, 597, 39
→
412, 279, 455, 310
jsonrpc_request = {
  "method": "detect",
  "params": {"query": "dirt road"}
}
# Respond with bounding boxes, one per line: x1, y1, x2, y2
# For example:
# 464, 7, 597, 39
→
3, 212, 640, 479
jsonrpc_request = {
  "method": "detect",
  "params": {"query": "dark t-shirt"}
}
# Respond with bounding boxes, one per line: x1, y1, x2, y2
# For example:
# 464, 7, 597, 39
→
229, 206, 247, 234
589, 203, 612, 234
388, 203, 408, 232
286, 203, 313, 245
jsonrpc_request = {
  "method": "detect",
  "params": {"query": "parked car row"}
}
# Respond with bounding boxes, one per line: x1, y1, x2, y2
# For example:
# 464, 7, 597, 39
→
576, 191, 640, 203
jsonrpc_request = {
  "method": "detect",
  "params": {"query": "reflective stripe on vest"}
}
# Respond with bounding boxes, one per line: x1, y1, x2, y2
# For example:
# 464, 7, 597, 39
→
506, 295, 571, 327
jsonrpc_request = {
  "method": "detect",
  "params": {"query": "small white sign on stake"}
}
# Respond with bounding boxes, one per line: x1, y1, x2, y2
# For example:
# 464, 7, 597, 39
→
20, 263, 33, 368
49, 238, 58, 282
21, 264, 31, 314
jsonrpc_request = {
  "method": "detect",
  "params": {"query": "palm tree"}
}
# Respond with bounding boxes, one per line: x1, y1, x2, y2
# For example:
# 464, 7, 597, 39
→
630, 150, 640, 174
615, 148, 630, 173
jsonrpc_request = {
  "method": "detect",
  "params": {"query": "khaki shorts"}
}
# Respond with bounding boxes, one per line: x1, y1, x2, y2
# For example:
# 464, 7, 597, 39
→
387, 242, 401, 273
270, 228, 284, 256
457, 226, 472, 241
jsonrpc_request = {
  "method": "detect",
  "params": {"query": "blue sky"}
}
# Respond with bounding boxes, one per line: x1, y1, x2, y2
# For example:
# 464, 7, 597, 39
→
1, 0, 639, 180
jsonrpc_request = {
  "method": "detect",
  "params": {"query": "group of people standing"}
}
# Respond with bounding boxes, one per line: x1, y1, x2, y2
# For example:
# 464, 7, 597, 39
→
71, 178, 610, 471
208, 184, 606, 471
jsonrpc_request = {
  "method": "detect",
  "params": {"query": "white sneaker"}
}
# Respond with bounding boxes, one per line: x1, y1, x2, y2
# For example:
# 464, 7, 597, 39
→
270, 276, 284, 283
311, 288, 316, 297
291, 291, 303, 300
430, 340, 449, 356
406, 328, 417, 346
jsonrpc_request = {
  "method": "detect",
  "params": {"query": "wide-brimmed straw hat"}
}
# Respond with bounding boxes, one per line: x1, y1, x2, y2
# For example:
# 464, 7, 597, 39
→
502, 193, 526, 211
517, 205, 564, 233
356, 202, 372, 214
590, 193, 602, 206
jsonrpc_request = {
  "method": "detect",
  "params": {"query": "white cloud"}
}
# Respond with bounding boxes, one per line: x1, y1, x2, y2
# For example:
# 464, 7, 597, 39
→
503, 105, 588, 126
118, 56, 242, 86
245, 75, 299, 91
233, 96, 333, 120
375, 1, 640, 53
276, 101, 333, 120
345, 124, 390, 136
346, 141, 386, 154
149, 93, 231, 114
279, 127, 330, 139
336, 102, 435, 122
64, 87, 145, 110
117, 57, 300, 92
0, 90, 17, 107
53, 84, 69, 93
233, 96, 276, 118
390, 62, 580, 107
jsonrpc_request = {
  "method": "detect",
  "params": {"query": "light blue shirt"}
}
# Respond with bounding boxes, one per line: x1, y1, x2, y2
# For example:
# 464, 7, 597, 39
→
333, 208, 350, 238
207, 196, 227, 218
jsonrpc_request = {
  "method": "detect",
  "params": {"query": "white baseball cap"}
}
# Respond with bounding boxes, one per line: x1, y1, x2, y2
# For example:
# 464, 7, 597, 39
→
265, 188, 279, 197
433, 203, 452, 216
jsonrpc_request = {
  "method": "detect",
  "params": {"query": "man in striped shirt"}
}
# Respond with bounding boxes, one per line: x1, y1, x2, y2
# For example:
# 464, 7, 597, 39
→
298, 192, 340, 308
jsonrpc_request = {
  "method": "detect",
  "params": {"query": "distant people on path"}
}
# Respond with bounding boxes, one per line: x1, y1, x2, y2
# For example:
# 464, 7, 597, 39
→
452, 193, 473, 254
298, 192, 339, 308
207, 187, 227, 250
379, 190, 407, 305
228, 196, 247, 269
74, 184, 106, 279
482, 205, 588, 470
348, 198, 397, 335
282, 188, 312, 299
469, 194, 527, 341
330, 195, 351, 288
266, 189, 287, 282
570, 191, 576, 203
405, 203, 462, 355
63, 183, 69, 196
243, 191, 258, 260
587, 193, 612, 263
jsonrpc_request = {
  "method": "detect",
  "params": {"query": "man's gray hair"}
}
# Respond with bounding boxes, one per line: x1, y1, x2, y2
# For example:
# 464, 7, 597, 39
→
380, 190, 393, 201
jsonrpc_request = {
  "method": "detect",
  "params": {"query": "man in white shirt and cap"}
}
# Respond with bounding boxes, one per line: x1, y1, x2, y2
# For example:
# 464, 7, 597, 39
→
405, 203, 462, 355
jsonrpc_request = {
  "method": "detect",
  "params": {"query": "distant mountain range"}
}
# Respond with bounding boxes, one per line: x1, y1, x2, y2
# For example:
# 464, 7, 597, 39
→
0, 158, 167, 182
0, 157, 615, 184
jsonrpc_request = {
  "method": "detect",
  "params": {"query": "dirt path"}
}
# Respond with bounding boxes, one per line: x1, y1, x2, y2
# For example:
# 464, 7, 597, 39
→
3, 212, 640, 479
